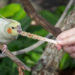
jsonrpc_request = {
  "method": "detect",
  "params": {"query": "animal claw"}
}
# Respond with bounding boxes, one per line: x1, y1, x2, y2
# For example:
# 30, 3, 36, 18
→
2, 44, 7, 54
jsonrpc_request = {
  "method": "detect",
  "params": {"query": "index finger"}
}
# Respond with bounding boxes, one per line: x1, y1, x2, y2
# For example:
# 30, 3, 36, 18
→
57, 28, 75, 40
57, 35, 75, 46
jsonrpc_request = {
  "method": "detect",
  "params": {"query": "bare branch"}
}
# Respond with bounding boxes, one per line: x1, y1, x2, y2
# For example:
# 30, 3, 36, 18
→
0, 44, 31, 71
19, 0, 61, 36
20, 31, 57, 44
56, 0, 74, 27
0, 34, 52, 58
0, 41, 44, 58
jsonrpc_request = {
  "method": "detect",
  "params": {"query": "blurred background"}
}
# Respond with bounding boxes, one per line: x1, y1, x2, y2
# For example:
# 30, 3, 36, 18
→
0, 0, 69, 11
0, 0, 75, 75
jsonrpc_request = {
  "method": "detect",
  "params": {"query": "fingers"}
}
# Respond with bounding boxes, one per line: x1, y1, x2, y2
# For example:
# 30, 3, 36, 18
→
70, 54, 75, 58
56, 42, 75, 59
63, 45, 75, 59
56, 28, 75, 58
57, 28, 75, 40
57, 28, 75, 46
57, 36, 75, 46
56, 44, 62, 50
63, 45, 75, 54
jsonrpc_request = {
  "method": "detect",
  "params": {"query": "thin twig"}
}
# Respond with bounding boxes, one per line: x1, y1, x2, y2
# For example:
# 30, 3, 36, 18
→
20, 31, 57, 44
55, 0, 73, 27
0, 34, 51, 58
0, 41, 44, 58
0, 44, 31, 71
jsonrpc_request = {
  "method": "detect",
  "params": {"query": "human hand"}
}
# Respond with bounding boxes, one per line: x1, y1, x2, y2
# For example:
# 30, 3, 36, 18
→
56, 28, 75, 58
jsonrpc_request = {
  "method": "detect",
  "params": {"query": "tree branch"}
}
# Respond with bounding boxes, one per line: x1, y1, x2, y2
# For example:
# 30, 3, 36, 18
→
0, 34, 52, 58
56, 0, 74, 27
20, 31, 57, 44
0, 44, 31, 71
0, 41, 44, 58
19, 0, 61, 37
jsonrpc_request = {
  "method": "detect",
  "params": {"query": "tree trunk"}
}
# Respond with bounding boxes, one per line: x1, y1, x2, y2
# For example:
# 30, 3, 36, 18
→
32, 8, 75, 75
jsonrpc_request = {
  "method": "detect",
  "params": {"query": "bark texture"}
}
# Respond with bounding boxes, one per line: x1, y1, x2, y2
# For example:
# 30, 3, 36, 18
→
32, 8, 75, 75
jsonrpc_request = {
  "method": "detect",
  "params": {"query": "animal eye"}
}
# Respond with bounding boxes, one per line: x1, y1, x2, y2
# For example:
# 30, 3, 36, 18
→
12, 27, 15, 29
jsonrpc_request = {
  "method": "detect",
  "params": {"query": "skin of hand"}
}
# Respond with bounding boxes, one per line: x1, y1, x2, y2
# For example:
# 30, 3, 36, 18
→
56, 28, 75, 58
0, 18, 22, 52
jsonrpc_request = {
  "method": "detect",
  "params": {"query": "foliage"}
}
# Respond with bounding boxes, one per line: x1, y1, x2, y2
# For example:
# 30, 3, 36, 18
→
0, 3, 74, 75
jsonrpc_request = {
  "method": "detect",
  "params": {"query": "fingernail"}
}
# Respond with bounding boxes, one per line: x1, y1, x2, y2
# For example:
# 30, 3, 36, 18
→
56, 44, 62, 50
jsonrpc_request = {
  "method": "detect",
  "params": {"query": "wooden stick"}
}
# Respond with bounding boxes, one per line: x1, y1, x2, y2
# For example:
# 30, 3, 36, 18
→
0, 44, 31, 71
20, 31, 57, 45
19, 0, 61, 37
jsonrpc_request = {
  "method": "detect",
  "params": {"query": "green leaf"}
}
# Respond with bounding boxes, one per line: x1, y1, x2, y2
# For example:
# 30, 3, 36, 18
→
59, 53, 72, 70
0, 3, 22, 17
24, 57, 35, 64
28, 51, 41, 62
12, 8, 26, 21
40, 10, 59, 25
20, 16, 31, 30
34, 29, 48, 36
55, 6, 65, 16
